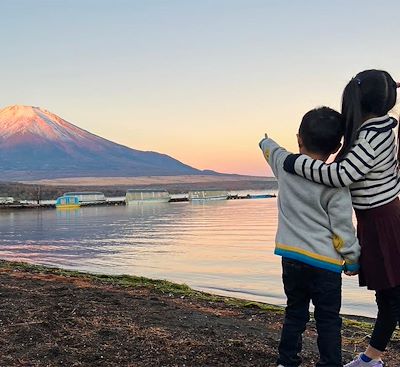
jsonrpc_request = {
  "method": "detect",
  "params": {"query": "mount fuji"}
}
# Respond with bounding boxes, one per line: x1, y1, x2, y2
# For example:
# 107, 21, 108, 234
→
0, 105, 209, 180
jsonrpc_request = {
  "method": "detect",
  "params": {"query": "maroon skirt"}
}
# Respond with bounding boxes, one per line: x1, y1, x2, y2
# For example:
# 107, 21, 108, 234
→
355, 198, 400, 290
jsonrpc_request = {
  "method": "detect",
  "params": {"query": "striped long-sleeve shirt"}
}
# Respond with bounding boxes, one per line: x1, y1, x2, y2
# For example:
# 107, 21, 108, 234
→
283, 115, 400, 210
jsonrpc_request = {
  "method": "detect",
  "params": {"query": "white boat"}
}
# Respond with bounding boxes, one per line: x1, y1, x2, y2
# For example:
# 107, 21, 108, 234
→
125, 189, 170, 204
64, 191, 105, 204
188, 190, 228, 202
0, 197, 14, 204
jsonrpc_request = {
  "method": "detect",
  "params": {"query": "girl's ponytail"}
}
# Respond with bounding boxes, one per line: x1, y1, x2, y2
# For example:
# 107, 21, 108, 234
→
336, 78, 363, 161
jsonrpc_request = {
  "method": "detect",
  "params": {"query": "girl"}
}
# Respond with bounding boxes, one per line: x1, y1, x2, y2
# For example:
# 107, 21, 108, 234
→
282, 69, 400, 366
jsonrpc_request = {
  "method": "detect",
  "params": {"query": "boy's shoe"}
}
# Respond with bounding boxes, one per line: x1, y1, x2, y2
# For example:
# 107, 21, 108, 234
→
277, 365, 285, 367
344, 354, 384, 366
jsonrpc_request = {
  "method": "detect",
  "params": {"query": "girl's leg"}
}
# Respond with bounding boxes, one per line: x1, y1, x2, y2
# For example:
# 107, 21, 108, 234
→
365, 287, 400, 358
344, 288, 399, 365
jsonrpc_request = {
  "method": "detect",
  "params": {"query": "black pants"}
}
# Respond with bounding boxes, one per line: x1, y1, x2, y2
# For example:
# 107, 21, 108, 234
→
277, 258, 342, 367
369, 285, 400, 351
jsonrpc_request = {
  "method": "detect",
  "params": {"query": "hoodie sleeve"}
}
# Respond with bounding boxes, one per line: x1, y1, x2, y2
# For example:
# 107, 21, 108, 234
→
327, 188, 360, 272
259, 137, 290, 178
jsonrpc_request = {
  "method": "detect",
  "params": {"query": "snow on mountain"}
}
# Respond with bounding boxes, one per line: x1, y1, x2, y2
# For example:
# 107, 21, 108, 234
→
0, 105, 129, 148
0, 105, 205, 180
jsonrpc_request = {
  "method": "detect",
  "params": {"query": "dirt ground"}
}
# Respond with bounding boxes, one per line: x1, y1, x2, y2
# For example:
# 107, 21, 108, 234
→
0, 266, 399, 367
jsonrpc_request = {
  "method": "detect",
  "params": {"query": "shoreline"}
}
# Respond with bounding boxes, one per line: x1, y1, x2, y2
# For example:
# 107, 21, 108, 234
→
0, 191, 277, 210
0, 177, 278, 202
0, 260, 399, 366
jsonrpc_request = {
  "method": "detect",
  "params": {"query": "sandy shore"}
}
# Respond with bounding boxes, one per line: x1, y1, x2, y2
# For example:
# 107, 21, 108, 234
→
0, 260, 399, 366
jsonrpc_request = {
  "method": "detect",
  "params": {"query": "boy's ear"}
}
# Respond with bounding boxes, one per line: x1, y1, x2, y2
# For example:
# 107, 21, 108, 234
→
331, 142, 342, 154
297, 134, 303, 148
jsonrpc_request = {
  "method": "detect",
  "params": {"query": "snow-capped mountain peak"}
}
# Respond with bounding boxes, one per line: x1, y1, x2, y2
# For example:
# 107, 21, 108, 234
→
0, 105, 203, 180
0, 105, 95, 142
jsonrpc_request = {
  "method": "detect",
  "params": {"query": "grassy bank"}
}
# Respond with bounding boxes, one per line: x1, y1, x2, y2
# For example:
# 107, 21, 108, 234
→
0, 260, 283, 313
0, 260, 398, 366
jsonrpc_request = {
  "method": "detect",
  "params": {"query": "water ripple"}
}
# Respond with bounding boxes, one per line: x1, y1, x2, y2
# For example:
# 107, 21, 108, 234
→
0, 199, 375, 317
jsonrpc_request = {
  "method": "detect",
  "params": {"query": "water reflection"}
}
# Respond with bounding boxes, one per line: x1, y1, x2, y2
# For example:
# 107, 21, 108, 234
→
0, 199, 375, 317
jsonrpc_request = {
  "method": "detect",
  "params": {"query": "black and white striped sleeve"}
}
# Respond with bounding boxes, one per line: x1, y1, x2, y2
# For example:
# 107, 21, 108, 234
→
283, 139, 376, 187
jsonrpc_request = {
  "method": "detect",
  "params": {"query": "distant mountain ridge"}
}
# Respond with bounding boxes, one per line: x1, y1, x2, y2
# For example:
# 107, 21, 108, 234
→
0, 105, 213, 180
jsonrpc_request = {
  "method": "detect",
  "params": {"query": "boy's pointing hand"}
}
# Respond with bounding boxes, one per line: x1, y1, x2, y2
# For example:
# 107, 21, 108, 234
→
259, 133, 269, 148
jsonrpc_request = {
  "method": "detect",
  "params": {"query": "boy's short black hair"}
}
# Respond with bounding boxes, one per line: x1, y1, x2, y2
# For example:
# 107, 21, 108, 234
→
298, 107, 344, 155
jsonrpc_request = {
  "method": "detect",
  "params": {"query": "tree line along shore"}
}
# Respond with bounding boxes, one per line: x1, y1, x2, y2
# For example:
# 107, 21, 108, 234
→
0, 260, 399, 366
0, 179, 277, 202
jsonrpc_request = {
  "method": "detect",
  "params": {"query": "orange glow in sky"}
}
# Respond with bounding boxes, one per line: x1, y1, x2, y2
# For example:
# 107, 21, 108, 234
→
0, 1, 399, 176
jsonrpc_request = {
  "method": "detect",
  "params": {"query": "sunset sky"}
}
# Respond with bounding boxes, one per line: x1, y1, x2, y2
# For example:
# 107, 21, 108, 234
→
0, 0, 399, 176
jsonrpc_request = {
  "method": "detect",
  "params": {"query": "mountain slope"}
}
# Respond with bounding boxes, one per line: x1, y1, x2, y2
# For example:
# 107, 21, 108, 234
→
0, 105, 206, 180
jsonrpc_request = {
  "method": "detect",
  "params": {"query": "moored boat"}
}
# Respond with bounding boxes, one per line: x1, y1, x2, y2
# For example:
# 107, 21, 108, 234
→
188, 190, 228, 202
247, 194, 276, 199
64, 192, 105, 204
55, 195, 80, 209
125, 189, 171, 205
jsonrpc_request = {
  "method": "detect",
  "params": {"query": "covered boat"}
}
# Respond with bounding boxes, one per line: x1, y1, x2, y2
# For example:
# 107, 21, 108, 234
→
55, 195, 80, 209
125, 189, 170, 205
188, 190, 228, 202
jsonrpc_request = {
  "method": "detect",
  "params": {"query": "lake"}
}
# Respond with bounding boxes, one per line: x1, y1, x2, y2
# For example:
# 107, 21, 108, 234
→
0, 197, 376, 317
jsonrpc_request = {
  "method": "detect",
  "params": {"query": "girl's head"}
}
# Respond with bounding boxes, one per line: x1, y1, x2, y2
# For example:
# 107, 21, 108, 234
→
337, 69, 398, 160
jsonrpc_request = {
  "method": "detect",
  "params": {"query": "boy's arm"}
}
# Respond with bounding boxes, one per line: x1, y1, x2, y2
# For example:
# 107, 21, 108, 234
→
283, 138, 375, 187
327, 189, 360, 272
259, 136, 290, 178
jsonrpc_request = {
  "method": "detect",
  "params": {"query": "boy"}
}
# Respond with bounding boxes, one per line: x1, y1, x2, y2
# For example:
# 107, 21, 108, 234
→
259, 107, 360, 367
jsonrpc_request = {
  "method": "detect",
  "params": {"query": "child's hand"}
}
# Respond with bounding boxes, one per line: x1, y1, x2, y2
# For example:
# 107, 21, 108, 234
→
259, 133, 269, 148
344, 270, 358, 276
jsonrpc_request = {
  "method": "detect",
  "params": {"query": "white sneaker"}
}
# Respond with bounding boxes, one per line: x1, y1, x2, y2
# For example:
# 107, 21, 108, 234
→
344, 353, 384, 366
277, 365, 285, 367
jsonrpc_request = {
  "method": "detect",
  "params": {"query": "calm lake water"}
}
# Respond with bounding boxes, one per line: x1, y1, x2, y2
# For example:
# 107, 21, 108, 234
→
0, 198, 376, 317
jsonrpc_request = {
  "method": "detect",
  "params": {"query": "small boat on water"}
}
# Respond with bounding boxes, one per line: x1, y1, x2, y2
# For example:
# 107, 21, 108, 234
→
63, 191, 105, 204
188, 190, 228, 202
125, 189, 171, 205
55, 195, 80, 209
247, 194, 276, 199
0, 197, 14, 204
